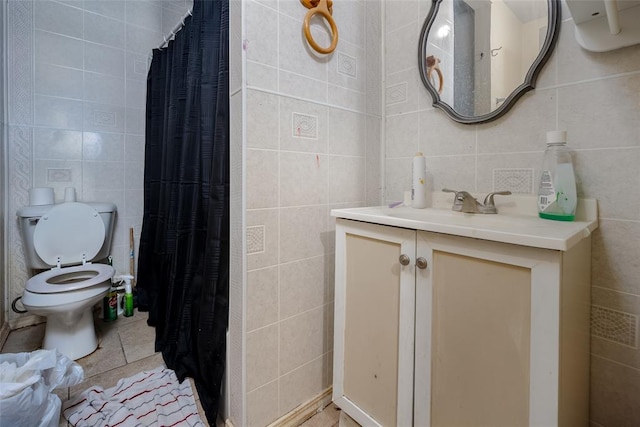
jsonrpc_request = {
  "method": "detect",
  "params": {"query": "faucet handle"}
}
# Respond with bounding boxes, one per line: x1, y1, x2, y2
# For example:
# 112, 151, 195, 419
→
442, 189, 479, 212
482, 191, 512, 211
442, 189, 467, 200
443, 189, 475, 201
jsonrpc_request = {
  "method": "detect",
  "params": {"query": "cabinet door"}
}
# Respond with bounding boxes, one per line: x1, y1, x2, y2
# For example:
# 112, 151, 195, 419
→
414, 231, 562, 427
333, 219, 416, 427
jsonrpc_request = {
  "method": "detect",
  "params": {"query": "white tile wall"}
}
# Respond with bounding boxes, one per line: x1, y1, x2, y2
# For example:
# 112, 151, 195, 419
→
246, 380, 279, 427
242, 0, 382, 424
0, 0, 5, 337
384, 2, 640, 426
15, 0, 637, 425
6, 0, 192, 326
278, 354, 330, 415
247, 266, 279, 331
279, 256, 326, 319
247, 324, 279, 391
247, 91, 280, 149
247, 149, 279, 209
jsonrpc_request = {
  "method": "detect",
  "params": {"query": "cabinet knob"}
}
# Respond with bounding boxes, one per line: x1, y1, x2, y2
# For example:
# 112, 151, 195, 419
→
399, 254, 411, 266
416, 257, 428, 269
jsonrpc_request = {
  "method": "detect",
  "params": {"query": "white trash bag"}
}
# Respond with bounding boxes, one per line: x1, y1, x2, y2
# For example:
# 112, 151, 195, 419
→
0, 349, 84, 427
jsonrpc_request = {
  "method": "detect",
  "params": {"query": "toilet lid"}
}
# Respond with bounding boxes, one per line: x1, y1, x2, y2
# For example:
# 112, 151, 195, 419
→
33, 202, 106, 266
26, 264, 114, 294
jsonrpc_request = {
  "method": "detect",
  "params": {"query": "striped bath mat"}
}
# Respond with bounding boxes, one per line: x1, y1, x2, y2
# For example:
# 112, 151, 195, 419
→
62, 367, 205, 427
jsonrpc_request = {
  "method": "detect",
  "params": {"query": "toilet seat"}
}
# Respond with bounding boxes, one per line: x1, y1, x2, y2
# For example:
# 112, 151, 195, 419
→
26, 264, 114, 294
33, 202, 105, 267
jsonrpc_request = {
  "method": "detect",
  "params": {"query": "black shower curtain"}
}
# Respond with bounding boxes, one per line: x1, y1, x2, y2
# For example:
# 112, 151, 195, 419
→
136, 0, 229, 424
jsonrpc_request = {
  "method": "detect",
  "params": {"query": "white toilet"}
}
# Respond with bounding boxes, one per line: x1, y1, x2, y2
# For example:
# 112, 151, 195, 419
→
17, 201, 117, 360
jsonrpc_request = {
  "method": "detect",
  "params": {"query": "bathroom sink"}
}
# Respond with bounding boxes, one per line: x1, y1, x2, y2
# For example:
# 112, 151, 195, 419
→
331, 194, 598, 251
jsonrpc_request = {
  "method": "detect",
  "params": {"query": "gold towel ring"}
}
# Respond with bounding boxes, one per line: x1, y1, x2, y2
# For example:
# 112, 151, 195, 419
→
426, 55, 444, 95
301, 0, 339, 54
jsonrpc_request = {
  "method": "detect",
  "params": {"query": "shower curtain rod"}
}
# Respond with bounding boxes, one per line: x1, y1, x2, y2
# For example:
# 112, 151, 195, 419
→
158, 8, 193, 50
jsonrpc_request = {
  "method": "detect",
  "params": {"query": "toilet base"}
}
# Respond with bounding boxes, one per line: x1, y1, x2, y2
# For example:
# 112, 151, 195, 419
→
43, 307, 99, 360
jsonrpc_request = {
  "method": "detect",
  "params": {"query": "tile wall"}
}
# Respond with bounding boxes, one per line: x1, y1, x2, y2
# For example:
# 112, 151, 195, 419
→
1, 0, 6, 338
228, 0, 243, 424
384, 1, 640, 425
6, 0, 635, 425
239, 0, 382, 425
5, 0, 191, 328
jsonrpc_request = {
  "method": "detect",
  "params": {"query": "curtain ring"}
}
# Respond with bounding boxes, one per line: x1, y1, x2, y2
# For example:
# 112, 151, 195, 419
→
301, 0, 339, 54
159, 36, 169, 50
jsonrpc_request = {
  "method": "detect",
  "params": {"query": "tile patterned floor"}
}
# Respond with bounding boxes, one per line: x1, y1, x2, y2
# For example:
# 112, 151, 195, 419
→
1, 310, 208, 427
1, 310, 341, 427
297, 403, 341, 427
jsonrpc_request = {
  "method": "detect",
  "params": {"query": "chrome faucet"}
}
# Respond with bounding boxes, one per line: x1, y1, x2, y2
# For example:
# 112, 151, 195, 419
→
442, 189, 511, 214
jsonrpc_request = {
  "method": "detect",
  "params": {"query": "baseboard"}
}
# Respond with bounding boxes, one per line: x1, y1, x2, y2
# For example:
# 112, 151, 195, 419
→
267, 387, 333, 427
0, 322, 10, 350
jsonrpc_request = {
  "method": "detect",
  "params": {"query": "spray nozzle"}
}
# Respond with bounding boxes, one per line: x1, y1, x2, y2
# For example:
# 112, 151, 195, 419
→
112, 274, 134, 288
118, 274, 134, 294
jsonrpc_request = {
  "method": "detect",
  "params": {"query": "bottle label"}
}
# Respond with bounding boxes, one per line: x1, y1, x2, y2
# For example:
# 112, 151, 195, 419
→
538, 170, 555, 212
103, 291, 118, 322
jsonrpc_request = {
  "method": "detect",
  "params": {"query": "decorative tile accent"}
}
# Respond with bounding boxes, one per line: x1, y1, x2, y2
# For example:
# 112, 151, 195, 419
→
337, 52, 357, 78
93, 110, 117, 127
386, 82, 407, 105
247, 225, 265, 254
8, 126, 32, 320
591, 305, 638, 348
493, 168, 534, 194
8, 0, 34, 125
47, 168, 72, 182
292, 113, 318, 139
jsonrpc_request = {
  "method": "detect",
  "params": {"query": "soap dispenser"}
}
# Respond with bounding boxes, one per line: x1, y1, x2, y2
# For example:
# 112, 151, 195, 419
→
537, 131, 577, 221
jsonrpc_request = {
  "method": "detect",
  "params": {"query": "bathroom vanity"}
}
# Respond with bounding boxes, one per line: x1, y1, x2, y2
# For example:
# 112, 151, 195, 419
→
331, 194, 598, 427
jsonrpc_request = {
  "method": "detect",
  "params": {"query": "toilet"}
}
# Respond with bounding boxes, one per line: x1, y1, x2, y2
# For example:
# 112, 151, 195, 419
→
17, 200, 117, 360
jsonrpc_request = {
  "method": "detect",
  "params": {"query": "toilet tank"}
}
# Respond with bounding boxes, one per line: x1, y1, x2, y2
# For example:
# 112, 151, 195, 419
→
16, 202, 117, 270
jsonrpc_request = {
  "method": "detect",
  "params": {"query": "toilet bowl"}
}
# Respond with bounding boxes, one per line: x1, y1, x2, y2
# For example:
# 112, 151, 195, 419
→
17, 201, 117, 360
22, 263, 114, 360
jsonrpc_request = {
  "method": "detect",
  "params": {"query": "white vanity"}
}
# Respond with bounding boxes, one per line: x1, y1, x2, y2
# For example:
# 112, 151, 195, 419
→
331, 193, 598, 427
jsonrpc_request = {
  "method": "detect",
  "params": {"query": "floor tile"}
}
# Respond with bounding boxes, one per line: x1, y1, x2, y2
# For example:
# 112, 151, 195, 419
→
118, 317, 156, 363
338, 410, 361, 427
299, 403, 341, 427
0, 308, 350, 427
189, 378, 209, 424
76, 319, 127, 378
1, 323, 45, 353
69, 352, 166, 398
114, 308, 149, 327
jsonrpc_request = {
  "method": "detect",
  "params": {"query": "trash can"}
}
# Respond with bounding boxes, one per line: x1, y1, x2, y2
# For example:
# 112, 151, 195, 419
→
0, 349, 84, 427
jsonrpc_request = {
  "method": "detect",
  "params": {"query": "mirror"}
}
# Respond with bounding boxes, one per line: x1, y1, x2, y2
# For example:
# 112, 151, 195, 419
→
418, 0, 560, 124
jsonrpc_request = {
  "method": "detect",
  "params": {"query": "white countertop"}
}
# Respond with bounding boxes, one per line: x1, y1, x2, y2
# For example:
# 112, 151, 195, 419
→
331, 194, 598, 251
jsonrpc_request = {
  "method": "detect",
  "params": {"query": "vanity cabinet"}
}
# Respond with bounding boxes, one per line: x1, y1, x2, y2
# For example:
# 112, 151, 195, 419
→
332, 218, 591, 427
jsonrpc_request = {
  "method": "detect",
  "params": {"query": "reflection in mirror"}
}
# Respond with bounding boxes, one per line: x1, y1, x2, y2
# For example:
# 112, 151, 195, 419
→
418, 0, 560, 124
